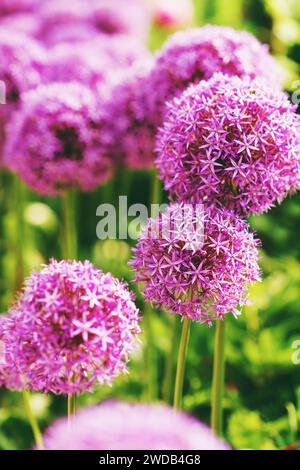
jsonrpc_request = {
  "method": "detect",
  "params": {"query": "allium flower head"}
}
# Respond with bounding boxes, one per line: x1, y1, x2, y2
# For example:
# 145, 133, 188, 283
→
45, 36, 149, 92
131, 203, 260, 324
101, 63, 157, 169
0, 30, 44, 114
147, 25, 281, 126
0, 30, 44, 166
45, 43, 120, 94
0, 0, 38, 16
43, 401, 229, 450
4, 82, 113, 195
38, 0, 150, 46
7, 260, 140, 395
156, 73, 300, 215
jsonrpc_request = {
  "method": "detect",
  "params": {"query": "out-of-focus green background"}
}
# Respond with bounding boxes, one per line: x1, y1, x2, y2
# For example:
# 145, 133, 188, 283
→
0, 0, 300, 450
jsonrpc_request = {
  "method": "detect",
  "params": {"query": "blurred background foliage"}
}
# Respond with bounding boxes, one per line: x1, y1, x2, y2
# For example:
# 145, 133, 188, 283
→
0, 0, 300, 451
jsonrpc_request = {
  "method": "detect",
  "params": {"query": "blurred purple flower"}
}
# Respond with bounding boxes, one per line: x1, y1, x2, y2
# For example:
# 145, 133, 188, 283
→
0, 30, 45, 166
0, 0, 38, 16
131, 203, 260, 324
37, 0, 150, 46
6, 260, 140, 395
4, 82, 113, 195
146, 25, 282, 127
156, 73, 300, 215
42, 401, 230, 450
101, 63, 157, 169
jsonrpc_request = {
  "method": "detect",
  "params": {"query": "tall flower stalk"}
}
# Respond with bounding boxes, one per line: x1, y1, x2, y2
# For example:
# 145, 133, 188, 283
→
131, 203, 260, 413
173, 316, 191, 410
22, 390, 44, 449
211, 320, 226, 435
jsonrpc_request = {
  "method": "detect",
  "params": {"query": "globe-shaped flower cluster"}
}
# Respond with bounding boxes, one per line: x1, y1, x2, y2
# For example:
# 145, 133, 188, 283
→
0, 0, 38, 16
0, 30, 44, 166
101, 64, 157, 169
37, 0, 149, 46
3, 260, 140, 395
146, 25, 281, 127
4, 82, 113, 195
42, 401, 229, 450
131, 203, 260, 324
156, 73, 300, 215
44, 35, 148, 95
0, 30, 44, 113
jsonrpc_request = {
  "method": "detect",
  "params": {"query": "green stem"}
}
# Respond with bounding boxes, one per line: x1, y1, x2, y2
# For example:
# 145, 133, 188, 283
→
68, 394, 76, 424
22, 390, 44, 449
150, 170, 162, 209
62, 190, 77, 259
173, 317, 191, 410
211, 319, 226, 436
162, 315, 178, 404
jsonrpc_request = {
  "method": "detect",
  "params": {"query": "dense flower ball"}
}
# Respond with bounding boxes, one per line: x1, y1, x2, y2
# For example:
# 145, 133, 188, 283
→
131, 203, 260, 324
6, 260, 140, 395
45, 43, 120, 93
101, 64, 157, 169
45, 37, 149, 92
0, 0, 38, 16
156, 73, 300, 215
4, 82, 113, 195
0, 30, 44, 166
0, 314, 23, 391
42, 401, 229, 450
0, 30, 45, 113
37, 0, 150, 46
147, 25, 281, 126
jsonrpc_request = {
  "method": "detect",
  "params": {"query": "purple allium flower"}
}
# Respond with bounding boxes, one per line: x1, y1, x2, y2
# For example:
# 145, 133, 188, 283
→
0, 314, 23, 391
45, 42, 120, 94
7, 260, 140, 395
42, 401, 229, 450
0, 0, 38, 16
131, 203, 260, 324
37, 0, 150, 46
4, 82, 113, 195
147, 25, 281, 127
0, 30, 45, 113
45, 36, 149, 93
101, 63, 157, 169
156, 73, 300, 215
0, 30, 44, 167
